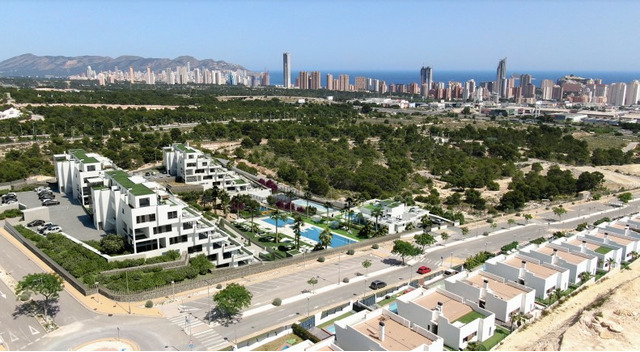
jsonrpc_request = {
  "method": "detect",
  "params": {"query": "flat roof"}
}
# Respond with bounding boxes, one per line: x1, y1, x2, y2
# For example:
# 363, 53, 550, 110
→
503, 257, 560, 279
465, 272, 527, 300
69, 149, 99, 164
536, 247, 587, 265
353, 315, 434, 350
174, 143, 197, 154
106, 170, 154, 196
412, 291, 472, 322
593, 232, 634, 245
567, 238, 608, 252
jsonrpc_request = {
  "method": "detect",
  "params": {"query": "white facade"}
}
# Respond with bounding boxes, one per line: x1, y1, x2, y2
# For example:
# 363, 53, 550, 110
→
584, 230, 639, 262
163, 143, 271, 201
554, 235, 623, 271
91, 169, 253, 266
54, 149, 114, 205
0, 107, 22, 119
360, 199, 430, 234
334, 308, 444, 351
396, 288, 495, 351
519, 243, 597, 284
483, 253, 570, 300
444, 270, 535, 323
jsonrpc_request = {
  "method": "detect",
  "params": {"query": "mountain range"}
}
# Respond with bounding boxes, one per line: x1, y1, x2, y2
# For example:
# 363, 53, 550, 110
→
0, 54, 252, 77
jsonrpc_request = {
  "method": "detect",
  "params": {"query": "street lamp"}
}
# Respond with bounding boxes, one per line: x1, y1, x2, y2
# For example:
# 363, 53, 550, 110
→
171, 280, 175, 302
94, 281, 99, 304
306, 297, 310, 317
117, 327, 120, 341
125, 271, 131, 314
450, 252, 453, 268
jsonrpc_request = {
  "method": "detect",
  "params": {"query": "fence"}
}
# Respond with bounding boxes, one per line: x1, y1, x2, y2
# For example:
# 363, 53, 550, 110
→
100, 252, 189, 275
3, 222, 96, 296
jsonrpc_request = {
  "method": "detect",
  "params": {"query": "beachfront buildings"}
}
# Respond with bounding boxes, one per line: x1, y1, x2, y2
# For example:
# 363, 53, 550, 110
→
334, 308, 444, 351
163, 143, 271, 201
360, 199, 430, 235
519, 243, 598, 284
444, 271, 535, 324
395, 288, 495, 350
484, 253, 570, 300
54, 149, 115, 206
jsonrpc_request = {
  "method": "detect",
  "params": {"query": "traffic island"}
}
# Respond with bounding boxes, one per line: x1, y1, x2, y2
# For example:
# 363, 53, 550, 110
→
73, 338, 139, 351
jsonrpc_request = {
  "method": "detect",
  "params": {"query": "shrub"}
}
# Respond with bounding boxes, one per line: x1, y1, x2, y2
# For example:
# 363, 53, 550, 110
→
317, 256, 325, 262
372, 244, 379, 249
216, 284, 223, 289
343, 277, 350, 283
346, 249, 355, 255
19, 292, 30, 301
292, 324, 320, 343
145, 300, 154, 308
500, 241, 518, 254
272, 298, 282, 306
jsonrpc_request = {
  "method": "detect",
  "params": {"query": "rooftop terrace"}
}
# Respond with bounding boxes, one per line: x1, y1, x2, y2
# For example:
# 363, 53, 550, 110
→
70, 149, 99, 164
412, 291, 472, 322
503, 257, 561, 279
465, 272, 527, 300
106, 170, 154, 196
353, 314, 435, 350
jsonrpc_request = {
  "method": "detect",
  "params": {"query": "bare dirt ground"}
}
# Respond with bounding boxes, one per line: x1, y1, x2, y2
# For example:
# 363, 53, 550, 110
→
497, 260, 640, 351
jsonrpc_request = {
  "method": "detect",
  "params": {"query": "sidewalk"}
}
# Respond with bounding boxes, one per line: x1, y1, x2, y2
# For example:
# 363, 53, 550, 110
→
0, 227, 162, 318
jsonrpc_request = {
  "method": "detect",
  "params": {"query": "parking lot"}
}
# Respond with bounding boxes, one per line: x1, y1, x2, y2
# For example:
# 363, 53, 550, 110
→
17, 185, 106, 242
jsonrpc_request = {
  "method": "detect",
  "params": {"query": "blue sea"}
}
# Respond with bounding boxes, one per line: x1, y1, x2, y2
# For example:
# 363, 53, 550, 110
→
266, 70, 640, 87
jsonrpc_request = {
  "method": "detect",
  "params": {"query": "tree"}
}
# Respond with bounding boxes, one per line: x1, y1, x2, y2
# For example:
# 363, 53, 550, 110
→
245, 199, 260, 226
358, 221, 372, 239
319, 227, 333, 249
490, 222, 498, 230
303, 191, 312, 217
631, 251, 639, 261
507, 219, 516, 228
344, 197, 353, 232
391, 240, 422, 265
414, 233, 436, 250
441, 232, 450, 241
552, 207, 567, 220
324, 201, 332, 222
190, 254, 214, 275
270, 209, 288, 244
510, 312, 526, 331
523, 214, 533, 223
606, 257, 616, 272
552, 288, 563, 303
100, 234, 124, 255
285, 190, 296, 214
420, 214, 433, 231
307, 277, 318, 293
461, 227, 470, 236
213, 283, 252, 319
371, 207, 383, 231
361, 259, 372, 277
219, 190, 230, 216
15, 273, 64, 321
618, 192, 633, 204
578, 271, 592, 283
292, 214, 304, 250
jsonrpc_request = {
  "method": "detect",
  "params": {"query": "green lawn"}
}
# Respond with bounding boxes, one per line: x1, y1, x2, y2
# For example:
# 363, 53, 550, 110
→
318, 311, 355, 328
480, 326, 510, 350
300, 215, 361, 241
595, 246, 612, 254
378, 293, 401, 307
454, 310, 486, 324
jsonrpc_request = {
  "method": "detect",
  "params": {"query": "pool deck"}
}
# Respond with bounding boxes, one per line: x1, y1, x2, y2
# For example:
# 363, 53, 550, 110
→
257, 216, 355, 249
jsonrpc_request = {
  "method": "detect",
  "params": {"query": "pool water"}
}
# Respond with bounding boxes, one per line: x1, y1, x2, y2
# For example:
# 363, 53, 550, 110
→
261, 217, 295, 227
325, 324, 336, 334
301, 226, 356, 248
389, 302, 398, 313
292, 199, 336, 214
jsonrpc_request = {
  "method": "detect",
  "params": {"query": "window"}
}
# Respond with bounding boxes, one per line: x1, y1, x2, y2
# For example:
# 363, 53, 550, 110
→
139, 198, 150, 207
169, 235, 188, 245
188, 244, 203, 254
153, 224, 172, 234
168, 211, 178, 219
136, 214, 156, 224
86, 165, 96, 172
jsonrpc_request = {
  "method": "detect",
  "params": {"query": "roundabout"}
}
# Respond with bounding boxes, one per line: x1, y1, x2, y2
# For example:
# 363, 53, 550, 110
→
73, 338, 140, 351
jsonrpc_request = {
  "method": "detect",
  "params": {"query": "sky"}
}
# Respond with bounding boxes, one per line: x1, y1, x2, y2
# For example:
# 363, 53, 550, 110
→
3, 0, 640, 72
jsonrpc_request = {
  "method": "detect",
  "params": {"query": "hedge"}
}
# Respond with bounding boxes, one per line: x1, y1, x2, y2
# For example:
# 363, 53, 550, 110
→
292, 324, 320, 343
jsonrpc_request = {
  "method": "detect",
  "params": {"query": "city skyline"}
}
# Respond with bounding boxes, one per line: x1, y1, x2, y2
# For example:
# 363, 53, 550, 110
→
3, 1, 640, 72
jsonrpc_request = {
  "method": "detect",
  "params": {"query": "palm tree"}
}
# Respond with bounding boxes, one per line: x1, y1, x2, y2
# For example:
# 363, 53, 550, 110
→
285, 190, 296, 214
319, 227, 333, 249
344, 197, 353, 232
630, 251, 639, 261
211, 186, 220, 207
219, 190, 230, 216
292, 214, 304, 250
303, 191, 312, 217
246, 200, 259, 226
324, 201, 332, 223
510, 312, 526, 331
270, 209, 288, 244
606, 257, 616, 272
371, 207, 383, 232
248, 222, 260, 234
552, 288, 563, 303
578, 271, 592, 284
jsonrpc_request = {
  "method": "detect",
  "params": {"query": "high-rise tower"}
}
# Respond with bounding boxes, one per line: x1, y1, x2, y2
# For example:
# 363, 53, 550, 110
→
420, 66, 433, 98
283, 52, 291, 88
495, 58, 507, 98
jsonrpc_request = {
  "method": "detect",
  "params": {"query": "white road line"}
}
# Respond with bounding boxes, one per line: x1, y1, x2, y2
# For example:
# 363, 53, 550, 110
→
9, 332, 19, 342
29, 325, 39, 335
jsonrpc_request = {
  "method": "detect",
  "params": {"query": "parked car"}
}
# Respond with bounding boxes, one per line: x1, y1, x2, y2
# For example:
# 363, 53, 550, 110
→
27, 219, 45, 227
278, 244, 295, 251
38, 223, 59, 234
370, 280, 387, 290
38, 193, 55, 200
417, 266, 432, 274
41, 199, 60, 206
37, 222, 54, 232
3, 198, 17, 204
35, 186, 50, 193
42, 225, 62, 235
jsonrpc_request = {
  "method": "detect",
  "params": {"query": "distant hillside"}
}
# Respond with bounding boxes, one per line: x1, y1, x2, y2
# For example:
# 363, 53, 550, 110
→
0, 54, 252, 77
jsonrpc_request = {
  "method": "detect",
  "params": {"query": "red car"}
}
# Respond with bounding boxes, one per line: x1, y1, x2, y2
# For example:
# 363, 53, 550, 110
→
417, 266, 431, 274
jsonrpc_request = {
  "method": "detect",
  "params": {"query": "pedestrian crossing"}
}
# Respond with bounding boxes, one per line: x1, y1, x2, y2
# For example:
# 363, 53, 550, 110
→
166, 315, 229, 351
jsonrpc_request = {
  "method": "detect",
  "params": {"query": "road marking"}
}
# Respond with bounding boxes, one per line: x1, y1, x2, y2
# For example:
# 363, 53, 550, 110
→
29, 325, 39, 335
0, 291, 5, 299
9, 332, 19, 342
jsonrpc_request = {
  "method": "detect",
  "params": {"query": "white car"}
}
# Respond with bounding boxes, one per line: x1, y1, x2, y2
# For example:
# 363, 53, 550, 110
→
42, 226, 62, 235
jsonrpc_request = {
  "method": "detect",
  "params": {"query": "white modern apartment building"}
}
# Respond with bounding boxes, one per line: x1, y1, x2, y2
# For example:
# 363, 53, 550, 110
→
163, 143, 271, 201
520, 243, 598, 284
90, 169, 253, 266
54, 149, 115, 206
484, 253, 570, 300
360, 199, 430, 235
395, 288, 495, 351
444, 270, 535, 324
334, 308, 444, 351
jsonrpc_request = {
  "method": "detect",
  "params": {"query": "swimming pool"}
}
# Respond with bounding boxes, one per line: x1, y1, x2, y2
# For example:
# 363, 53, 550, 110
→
300, 226, 356, 248
325, 324, 336, 334
291, 199, 336, 214
389, 302, 398, 314
261, 217, 295, 227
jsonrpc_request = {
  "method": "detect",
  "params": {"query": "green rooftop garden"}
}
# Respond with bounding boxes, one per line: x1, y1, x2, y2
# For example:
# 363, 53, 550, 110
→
106, 170, 154, 196
70, 149, 99, 164
175, 143, 197, 153
595, 246, 612, 254
454, 310, 486, 324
